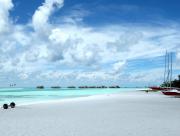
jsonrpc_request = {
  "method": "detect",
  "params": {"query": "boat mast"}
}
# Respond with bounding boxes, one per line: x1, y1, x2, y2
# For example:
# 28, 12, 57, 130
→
170, 52, 173, 88
167, 52, 170, 87
164, 51, 167, 84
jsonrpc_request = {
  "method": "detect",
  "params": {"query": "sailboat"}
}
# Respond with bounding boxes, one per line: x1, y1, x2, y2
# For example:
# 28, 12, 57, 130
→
149, 51, 173, 91
161, 52, 180, 95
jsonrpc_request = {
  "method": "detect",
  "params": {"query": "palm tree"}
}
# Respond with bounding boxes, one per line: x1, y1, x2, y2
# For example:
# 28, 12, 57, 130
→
161, 75, 180, 88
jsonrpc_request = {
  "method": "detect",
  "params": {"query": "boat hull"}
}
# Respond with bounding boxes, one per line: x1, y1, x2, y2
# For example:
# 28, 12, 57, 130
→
162, 91, 180, 96
149, 87, 168, 91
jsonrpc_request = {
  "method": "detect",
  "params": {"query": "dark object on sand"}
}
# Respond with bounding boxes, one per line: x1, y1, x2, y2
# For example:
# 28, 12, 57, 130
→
36, 86, 44, 89
10, 102, 16, 108
3, 104, 8, 109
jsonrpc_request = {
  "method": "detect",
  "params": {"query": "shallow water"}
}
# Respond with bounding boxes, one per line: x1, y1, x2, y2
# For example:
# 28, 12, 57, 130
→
0, 87, 146, 105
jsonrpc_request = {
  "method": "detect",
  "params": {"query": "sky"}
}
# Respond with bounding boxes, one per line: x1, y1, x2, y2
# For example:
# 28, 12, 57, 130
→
0, 0, 180, 87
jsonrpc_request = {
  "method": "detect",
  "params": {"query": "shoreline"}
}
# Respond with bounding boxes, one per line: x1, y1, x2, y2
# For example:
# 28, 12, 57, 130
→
17, 91, 137, 106
1, 90, 180, 136
17, 90, 160, 107
0, 88, 149, 106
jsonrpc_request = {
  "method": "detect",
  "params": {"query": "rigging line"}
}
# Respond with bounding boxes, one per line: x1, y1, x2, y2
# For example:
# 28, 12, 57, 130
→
167, 52, 170, 87
170, 52, 173, 88
164, 51, 167, 83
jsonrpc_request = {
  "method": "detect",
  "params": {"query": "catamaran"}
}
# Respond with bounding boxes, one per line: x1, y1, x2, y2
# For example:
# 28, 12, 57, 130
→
161, 52, 180, 95
149, 51, 180, 95
149, 51, 173, 91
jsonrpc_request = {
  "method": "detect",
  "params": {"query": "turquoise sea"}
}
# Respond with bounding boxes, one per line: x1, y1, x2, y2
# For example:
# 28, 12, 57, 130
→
0, 88, 146, 105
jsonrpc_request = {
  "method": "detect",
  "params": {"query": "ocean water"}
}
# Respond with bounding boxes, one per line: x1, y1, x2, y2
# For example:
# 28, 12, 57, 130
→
0, 87, 146, 105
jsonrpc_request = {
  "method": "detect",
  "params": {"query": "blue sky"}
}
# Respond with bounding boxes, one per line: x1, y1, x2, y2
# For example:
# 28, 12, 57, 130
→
0, 0, 180, 87
11, 0, 180, 25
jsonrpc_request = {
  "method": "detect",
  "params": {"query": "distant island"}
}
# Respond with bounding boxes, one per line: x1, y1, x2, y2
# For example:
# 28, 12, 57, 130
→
35, 85, 121, 89
67, 86, 76, 88
79, 86, 107, 89
109, 85, 120, 88
36, 86, 44, 89
78, 85, 120, 89
51, 86, 61, 89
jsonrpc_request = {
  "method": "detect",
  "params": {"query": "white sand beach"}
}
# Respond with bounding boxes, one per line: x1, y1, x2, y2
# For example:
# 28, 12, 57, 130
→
0, 91, 180, 136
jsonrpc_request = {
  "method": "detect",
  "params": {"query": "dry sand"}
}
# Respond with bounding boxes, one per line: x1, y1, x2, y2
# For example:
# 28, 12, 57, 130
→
0, 91, 180, 136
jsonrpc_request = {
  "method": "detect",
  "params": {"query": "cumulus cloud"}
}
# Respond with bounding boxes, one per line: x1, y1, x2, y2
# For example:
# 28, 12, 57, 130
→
32, 0, 64, 34
128, 68, 164, 83
0, 0, 180, 86
0, 0, 13, 34
37, 70, 119, 86
113, 61, 126, 73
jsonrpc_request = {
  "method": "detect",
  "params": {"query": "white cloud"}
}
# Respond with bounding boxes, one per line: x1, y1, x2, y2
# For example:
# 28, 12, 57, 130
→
128, 68, 164, 83
177, 50, 180, 60
49, 28, 70, 44
113, 61, 126, 73
18, 73, 29, 80
32, 0, 64, 34
0, 0, 13, 34
0, 0, 180, 86
38, 70, 118, 83
174, 50, 180, 69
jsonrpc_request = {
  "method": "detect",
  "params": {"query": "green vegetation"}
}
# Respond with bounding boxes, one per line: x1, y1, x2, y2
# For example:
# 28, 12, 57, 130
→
161, 75, 180, 88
